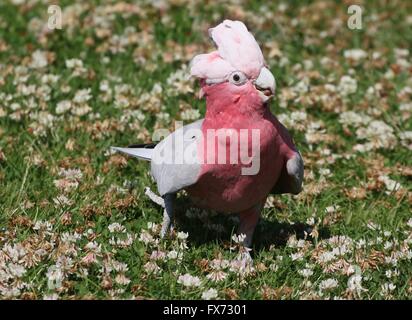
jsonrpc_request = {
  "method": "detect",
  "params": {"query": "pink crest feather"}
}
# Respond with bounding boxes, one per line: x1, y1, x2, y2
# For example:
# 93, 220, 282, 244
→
190, 20, 264, 80
190, 51, 235, 81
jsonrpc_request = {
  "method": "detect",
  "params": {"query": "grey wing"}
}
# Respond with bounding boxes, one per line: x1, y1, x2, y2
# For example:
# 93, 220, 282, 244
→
271, 151, 304, 195
151, 119, 204, 196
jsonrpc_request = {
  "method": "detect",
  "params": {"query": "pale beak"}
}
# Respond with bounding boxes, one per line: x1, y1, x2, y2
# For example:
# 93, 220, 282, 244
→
254, 67, 276, 103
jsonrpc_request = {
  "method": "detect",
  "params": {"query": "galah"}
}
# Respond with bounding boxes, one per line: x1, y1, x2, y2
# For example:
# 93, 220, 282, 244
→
113, 20, 303, 254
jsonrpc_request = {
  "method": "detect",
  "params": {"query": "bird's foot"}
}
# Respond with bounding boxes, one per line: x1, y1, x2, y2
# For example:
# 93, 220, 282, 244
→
160, 222, 174, 239
237, 247, 254, 268
150, 192, 175, 239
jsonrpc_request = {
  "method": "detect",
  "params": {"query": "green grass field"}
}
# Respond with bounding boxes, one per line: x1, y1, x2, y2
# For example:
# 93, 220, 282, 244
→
0, 0, 411, 299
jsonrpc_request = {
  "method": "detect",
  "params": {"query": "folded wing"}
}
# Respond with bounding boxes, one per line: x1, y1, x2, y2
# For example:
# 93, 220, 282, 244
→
151, 119, 203, 196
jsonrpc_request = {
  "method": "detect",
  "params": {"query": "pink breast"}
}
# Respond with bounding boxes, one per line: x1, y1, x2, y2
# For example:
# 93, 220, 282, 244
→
187, 113, 285, 213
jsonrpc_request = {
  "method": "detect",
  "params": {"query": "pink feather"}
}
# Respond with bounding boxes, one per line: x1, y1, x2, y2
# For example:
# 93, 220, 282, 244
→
190, 51, 235, 80
190, 20, 264, 80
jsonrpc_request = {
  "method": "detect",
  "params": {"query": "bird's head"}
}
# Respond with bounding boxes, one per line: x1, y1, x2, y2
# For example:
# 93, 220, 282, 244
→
190, 20, 276, 111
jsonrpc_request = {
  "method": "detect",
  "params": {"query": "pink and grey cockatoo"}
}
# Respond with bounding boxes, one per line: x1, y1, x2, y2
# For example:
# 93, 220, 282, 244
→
113, 20, 303, 253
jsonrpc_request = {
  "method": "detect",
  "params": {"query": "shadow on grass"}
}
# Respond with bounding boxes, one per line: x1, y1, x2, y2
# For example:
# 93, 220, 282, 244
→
169, 197, 331, 254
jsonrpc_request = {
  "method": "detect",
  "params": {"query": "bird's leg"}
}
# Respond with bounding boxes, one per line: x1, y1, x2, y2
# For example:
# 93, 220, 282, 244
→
145, 187, 165, 207
237, 200, 264, 262
160, 193, 176, 238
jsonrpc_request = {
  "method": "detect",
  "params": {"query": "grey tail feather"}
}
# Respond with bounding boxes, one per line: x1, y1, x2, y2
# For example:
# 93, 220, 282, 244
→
128, 143, 157, 149
111, 146, 153, 161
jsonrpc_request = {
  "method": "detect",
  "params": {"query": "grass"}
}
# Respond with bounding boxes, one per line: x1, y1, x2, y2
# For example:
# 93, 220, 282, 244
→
0, 0, 411, 299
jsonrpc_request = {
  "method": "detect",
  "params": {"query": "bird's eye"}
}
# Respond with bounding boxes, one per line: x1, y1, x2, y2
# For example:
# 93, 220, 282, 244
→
229, 71, 247, 85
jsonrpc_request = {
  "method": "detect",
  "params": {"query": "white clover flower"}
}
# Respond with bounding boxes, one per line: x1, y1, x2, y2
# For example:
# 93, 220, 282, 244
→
344, 49, 367, 62
46, 266, 64, 290
144, 261, 161, 274
43, 293, 59, 300
99, 80, 110, 92
290, 252, 304, 261
201, 288, 218, 300
109, 233, 135, 248
381, 282, 396, 295
177, 274, 201, 287
139, 230, 154, 245
356, 120, 397, 150
378, 175, 401, 193
347, 275, 367, 294
156, 112, 170, 123
346, 265, 356, 275
232, 233, 246, 244
28, 111, 54, 129
41, 74, 60, 84
210, 258, 229, 270
65, 58, 84, 69
60, 232, 81, 243
181, 109, 201, 121
166, 65, 193, 95
399, 102, 412, 112
319, 168, 331, 177
53, 178, 79, 192
366, 221, 380, 230
108, 222, 126, 233
167, 250, 179, 260
306, 217, 315, 226
319, 278, 338, 291
324, 83, 336, 92
150, 250, 166, 261
33, 220, 53, 233
206, 270, 227, 282
30, 50, 48, 69
73, 88, 92, 104
115, 274, 131, 286
318, 251, 336, 263
56, 100, 72, 114
177, 231, 189, 240
287, 236, 299, 248
384, 241, 393, 250
53, 194, 73, 207
58, 168, 81, 180
110, 261, 128, 273
394, 48, 409, 58
385, 270, 397, 278
72, 104, 92, 117
7, 263, 26, 278
303, 59, 314, 70
147, 222, 158, 232
396, 58, 410, 69
384, 69, 395, 79
290, 111, 307, 122
293, 79, 309, 94
399, 131, 412, 150
338, 75, 357, 96
384, 256, 398, 266
84, 241, 101, 252
298, 268, 314, 278
325, 205, 340, 213
56, 256, 74, 271
10, 102, 21, 111
356, 239, 366, 249
339, 111, 371, 127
